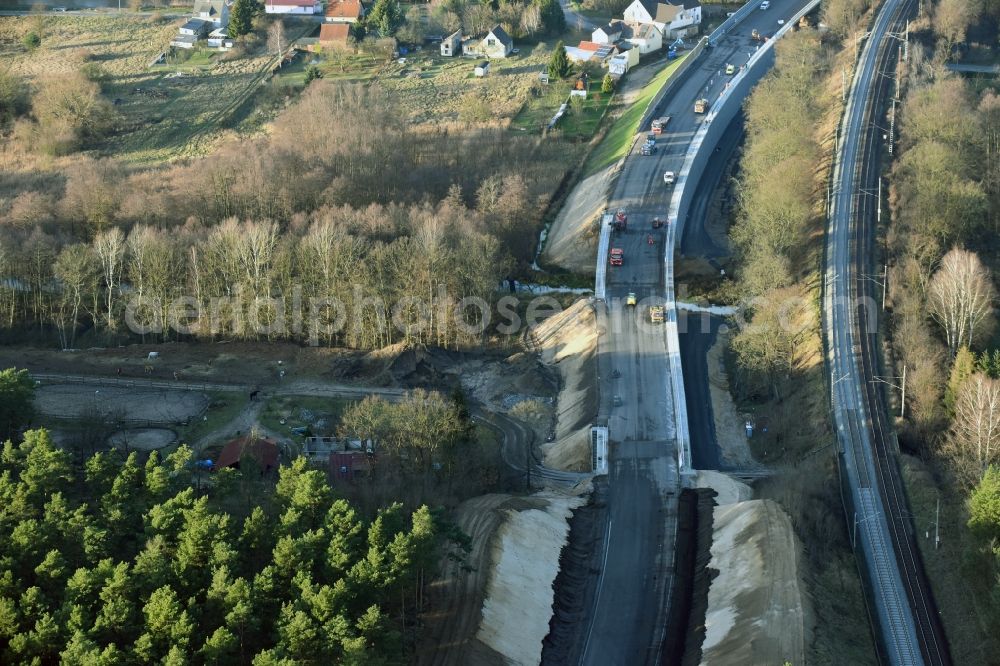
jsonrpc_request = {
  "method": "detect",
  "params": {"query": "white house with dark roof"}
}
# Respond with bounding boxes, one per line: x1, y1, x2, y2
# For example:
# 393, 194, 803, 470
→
193, 0, 231, 27
265, 0, 322, 14
621, 0, 701, 38
462, 24, 513, 58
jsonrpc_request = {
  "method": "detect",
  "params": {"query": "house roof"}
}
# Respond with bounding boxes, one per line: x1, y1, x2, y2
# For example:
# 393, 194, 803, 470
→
445, 28, 461, 40
654, 3, 682, 23
636, 22, 661, 39
171, 34, 198, 44
329, 451, 371, 479
487, 24, 513, 47
678, 0, 700, 9
180, 18, 209, 31
599, 20, 624, 35
216, 434, 279, 471
577, 40, 602, 51
267, 0, 316, 6
319, 23, 351, 42
325, 0, 362, 19
193, 0, 228, 16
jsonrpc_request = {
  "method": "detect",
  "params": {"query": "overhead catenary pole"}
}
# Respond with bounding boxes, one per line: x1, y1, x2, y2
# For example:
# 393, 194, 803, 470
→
900, 363, 906, 418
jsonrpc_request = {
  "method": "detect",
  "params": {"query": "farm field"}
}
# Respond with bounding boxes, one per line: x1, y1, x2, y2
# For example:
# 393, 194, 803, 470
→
0, 15, 310, 163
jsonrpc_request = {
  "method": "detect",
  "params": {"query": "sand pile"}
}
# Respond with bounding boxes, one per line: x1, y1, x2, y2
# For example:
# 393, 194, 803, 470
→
530, 300, 598, 471
476, 491, 587, 665
695, 472, 809, 666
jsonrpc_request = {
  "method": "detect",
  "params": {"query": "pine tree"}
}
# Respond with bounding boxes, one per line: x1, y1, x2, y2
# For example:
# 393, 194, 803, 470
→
368, 0, 403, 37
537, 0, 566, 35
548, 42, 572, 80
945, 346, 976, 417
229, 0, 258, 38
602, 73, 615, 94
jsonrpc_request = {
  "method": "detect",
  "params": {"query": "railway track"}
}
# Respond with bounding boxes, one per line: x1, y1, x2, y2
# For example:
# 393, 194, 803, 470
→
830, 0, 951, 662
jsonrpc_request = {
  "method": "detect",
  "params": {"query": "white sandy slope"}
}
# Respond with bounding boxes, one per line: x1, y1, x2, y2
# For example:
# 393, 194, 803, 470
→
476, 490, 587, 665
695, 472, 809, 666
531, 300, 598, 472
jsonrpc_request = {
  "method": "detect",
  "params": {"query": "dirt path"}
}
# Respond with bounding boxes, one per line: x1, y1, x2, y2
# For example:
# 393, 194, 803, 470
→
415, 494, 541, 666
706, 329, 759, 468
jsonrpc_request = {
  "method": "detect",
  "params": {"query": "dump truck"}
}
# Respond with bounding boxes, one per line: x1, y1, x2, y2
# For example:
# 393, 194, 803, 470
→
651, 116, 670, 135
609, 248, 624, 266
694, 98, 709, 114
751, 28, 768, 42
649, 305, 664, 323
612, 208, 628, 232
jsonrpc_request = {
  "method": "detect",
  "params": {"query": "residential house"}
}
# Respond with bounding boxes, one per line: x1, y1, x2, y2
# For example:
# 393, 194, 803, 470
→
628, 22, 662, 54
319, 23, 351, 47
592, 20, 625, 45
192, 0, 230, 28
564, 40, 615, 65
178, 18, 210, 36
325, 0, 364, 23
621, 0, 701, 39
463, 24, 513, 59
440, 29, 461, 56
207, 27, 234, 49
170, 33, 199, 49
329, 451, 371, 481
215, 434, 280, 473
265, 0, 322, 14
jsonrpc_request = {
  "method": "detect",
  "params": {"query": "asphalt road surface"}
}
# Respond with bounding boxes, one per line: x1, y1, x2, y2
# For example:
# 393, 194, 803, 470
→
581, 1, 814, 663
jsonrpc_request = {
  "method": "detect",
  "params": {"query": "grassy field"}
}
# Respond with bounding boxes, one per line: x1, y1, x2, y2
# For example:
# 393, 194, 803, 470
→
510, 78, 614, 140
584, 53, 688, 174
176, 391, 248, 446
260, 395, 353, 438
1, 14, 585, 162
377, 36, 585, 124
901, 456, 998, 665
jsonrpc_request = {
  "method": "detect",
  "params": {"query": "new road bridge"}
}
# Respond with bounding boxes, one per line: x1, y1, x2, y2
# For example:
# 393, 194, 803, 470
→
825, 0, 950, 662
573, 0, 815, 663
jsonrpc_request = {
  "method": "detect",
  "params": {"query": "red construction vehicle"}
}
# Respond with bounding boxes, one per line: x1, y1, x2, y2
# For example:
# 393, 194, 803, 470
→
609, 248, 624, 266
612, 208, 628, 232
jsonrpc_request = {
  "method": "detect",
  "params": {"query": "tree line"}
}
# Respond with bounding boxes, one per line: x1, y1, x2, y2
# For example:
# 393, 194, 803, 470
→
885, 6, 1000, 653
0, 426, 465, 663
1, 82, 572, 348
727, 28, 831, 399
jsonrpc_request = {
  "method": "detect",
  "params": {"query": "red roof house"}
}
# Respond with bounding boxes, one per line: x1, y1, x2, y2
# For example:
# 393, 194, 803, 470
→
319, 23, 351, 46
216, 434, 280, 472
325, 0, 364, 22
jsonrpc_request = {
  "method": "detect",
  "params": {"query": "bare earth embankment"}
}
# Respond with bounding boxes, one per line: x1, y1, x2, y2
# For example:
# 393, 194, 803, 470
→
530, 299, 598, 471
416, 490, 587, 666
696, 471, 810, 665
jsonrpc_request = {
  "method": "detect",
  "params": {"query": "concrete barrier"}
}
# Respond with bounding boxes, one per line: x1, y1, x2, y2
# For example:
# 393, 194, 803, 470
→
665, 0, 822, 474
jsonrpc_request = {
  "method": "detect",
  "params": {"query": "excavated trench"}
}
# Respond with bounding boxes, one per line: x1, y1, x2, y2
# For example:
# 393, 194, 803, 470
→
541, 485, 716, 665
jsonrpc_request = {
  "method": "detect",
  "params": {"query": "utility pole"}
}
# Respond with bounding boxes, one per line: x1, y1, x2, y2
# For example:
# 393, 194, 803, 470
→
889, 98, 896, 155
882, 264, 887, 311
935, 498, 940, 549
900, 363, 906, 418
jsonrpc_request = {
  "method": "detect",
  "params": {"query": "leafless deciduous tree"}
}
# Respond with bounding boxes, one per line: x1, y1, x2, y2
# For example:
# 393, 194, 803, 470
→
267, 20, 287, 57
928, 247, 996, 355
947, 373, 1000, 484
94, 228, 126, 331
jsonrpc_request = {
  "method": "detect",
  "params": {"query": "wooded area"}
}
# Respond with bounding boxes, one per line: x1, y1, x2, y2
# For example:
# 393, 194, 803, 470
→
885, 3, 1000, 649
0, 81, 573, 348
0, 426, 466, 663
